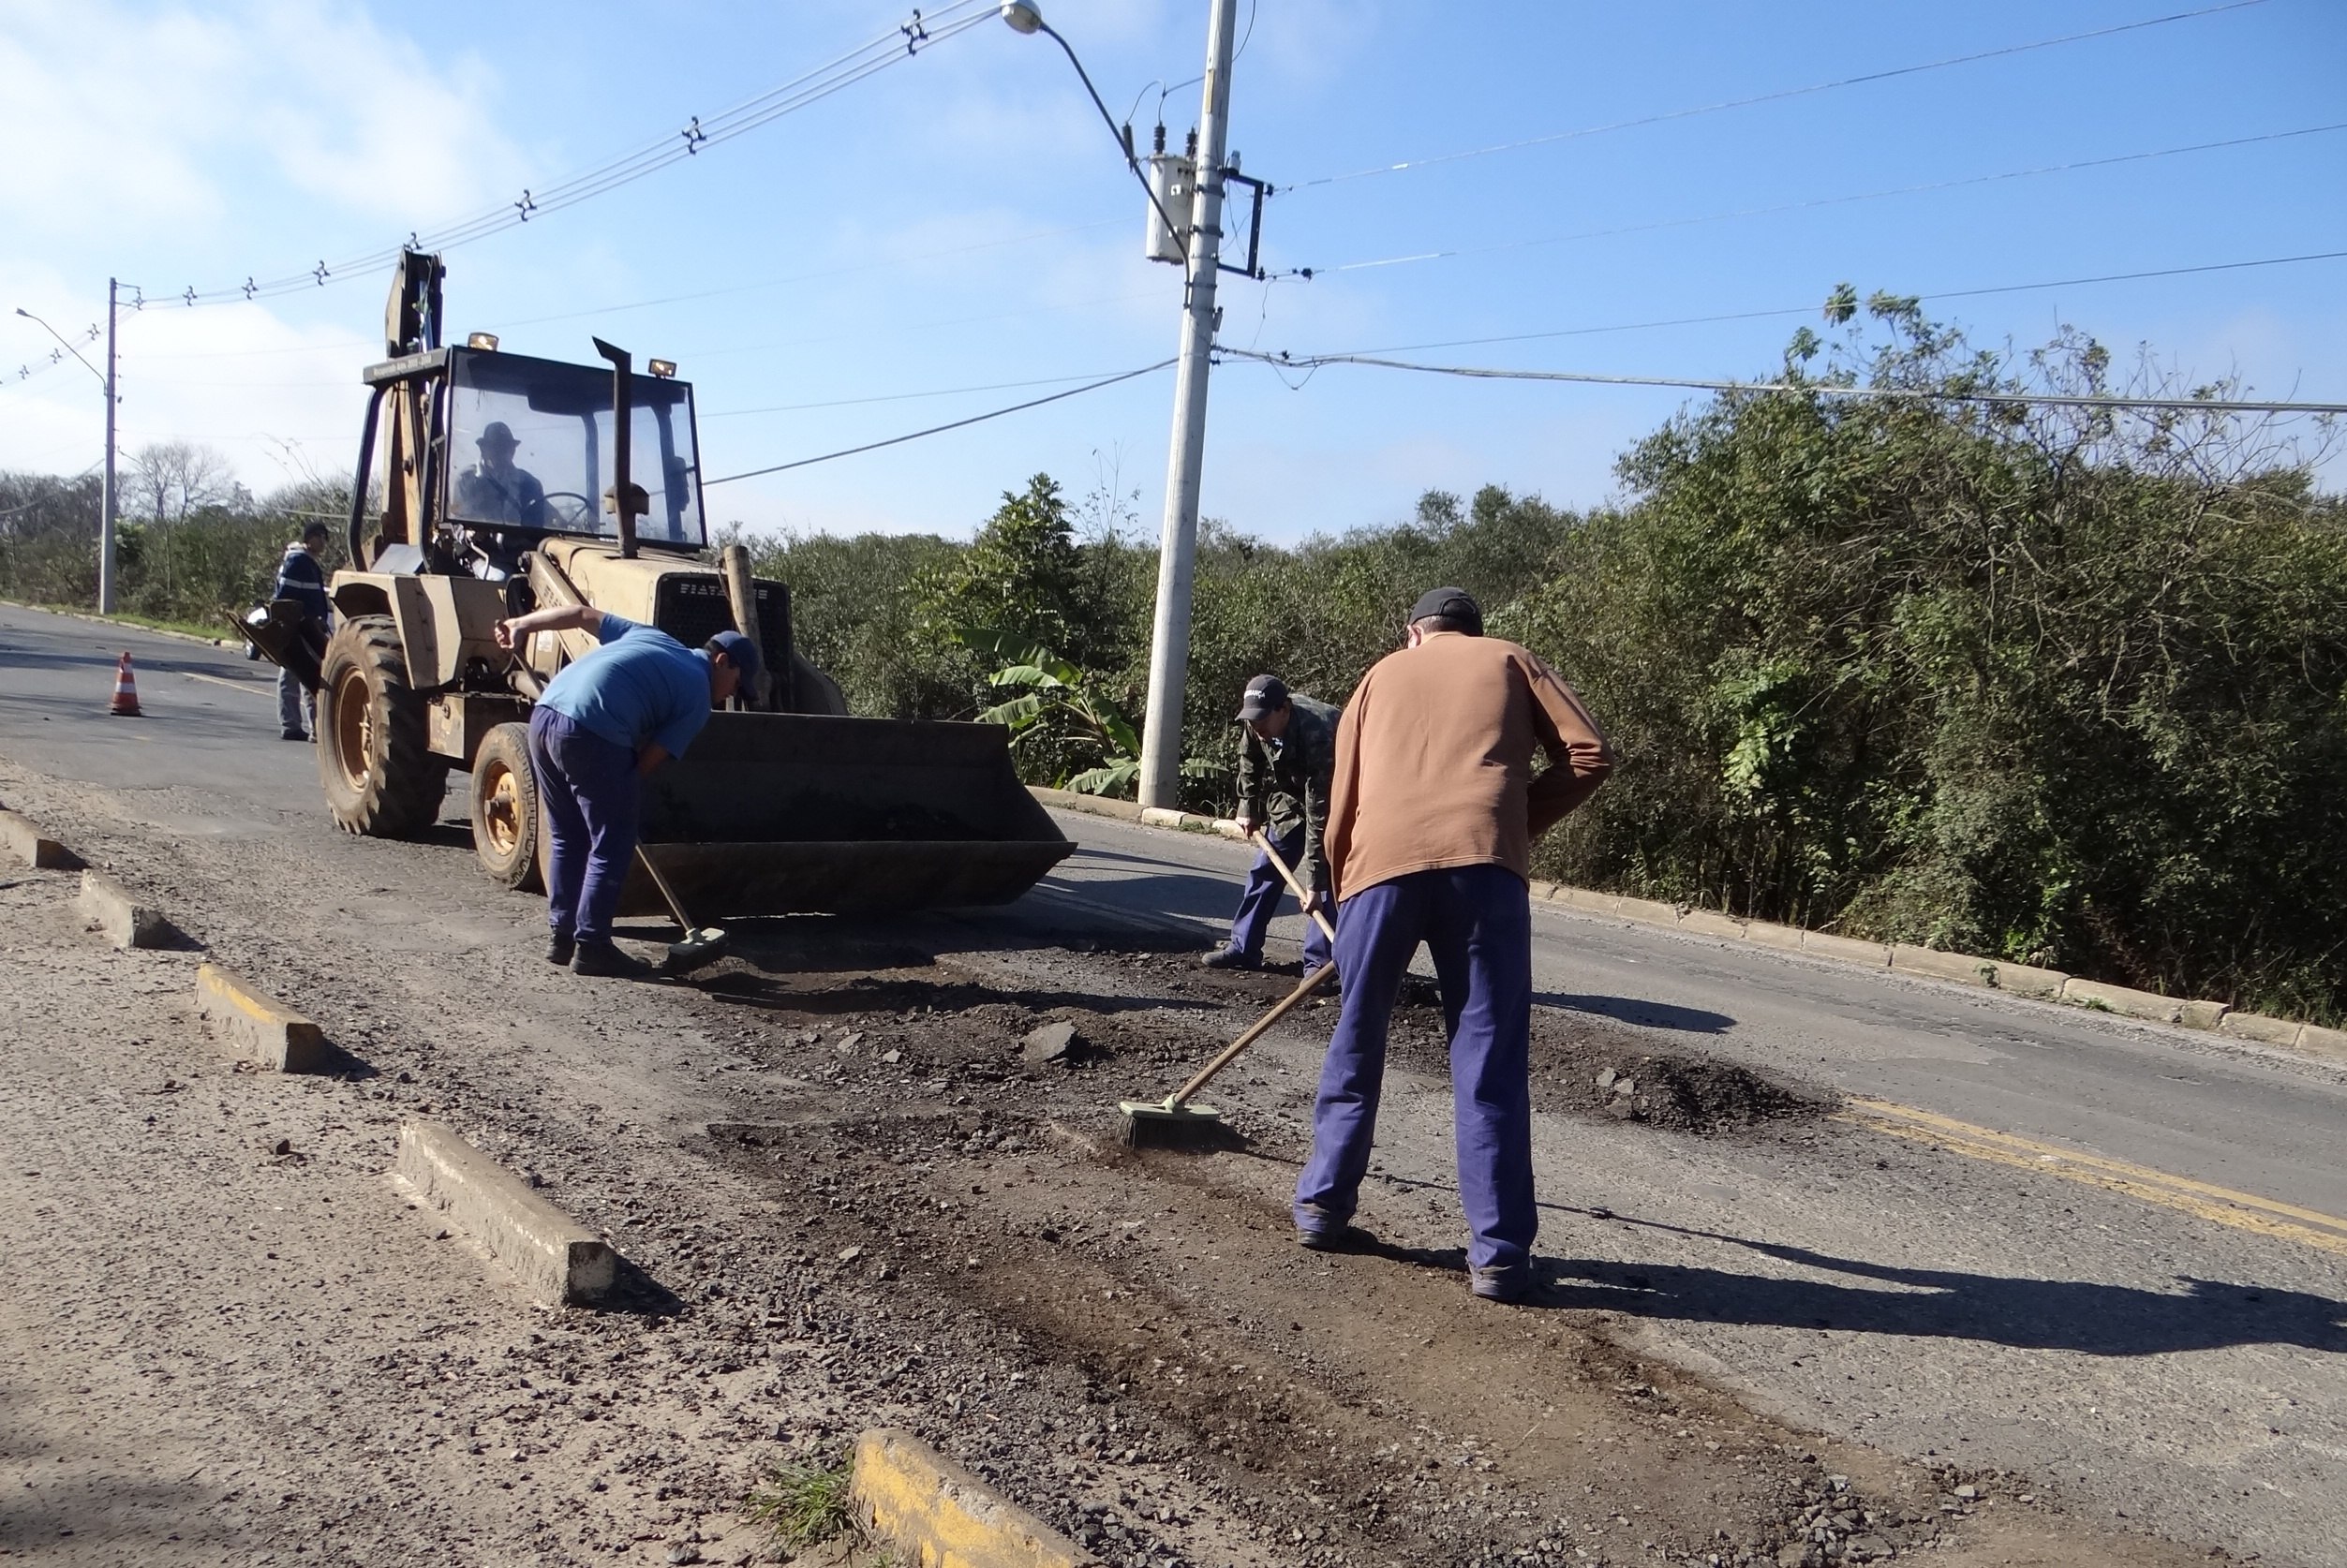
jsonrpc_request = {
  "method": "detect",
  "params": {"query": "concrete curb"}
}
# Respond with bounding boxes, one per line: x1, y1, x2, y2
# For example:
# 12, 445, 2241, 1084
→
394, 1122, 616, 1308
75, 869, 171, 949
852, 1427, 1098, 1568
0, 808, 78, 870
1034, 785, 2345, 1067
194, 963, 328, 1072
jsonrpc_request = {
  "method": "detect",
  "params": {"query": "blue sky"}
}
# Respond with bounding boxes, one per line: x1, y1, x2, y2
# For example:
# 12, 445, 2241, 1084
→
4, 0, 2341, 543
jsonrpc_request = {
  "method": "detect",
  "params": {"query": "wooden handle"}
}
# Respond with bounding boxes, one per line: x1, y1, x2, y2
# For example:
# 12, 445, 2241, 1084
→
1171, 962, 1337, 1107
1250, 828, 1337, 943
633, 846, 694, 932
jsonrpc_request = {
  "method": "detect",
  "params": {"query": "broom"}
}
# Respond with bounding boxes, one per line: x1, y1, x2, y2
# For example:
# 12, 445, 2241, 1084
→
1120, 831, 1338, 1148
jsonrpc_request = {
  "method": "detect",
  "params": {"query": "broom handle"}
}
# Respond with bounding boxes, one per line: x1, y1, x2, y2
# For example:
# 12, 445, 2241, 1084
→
1171, 962, 1337, 1107
1249, 828, 1338, 944
634, 846, 695, 932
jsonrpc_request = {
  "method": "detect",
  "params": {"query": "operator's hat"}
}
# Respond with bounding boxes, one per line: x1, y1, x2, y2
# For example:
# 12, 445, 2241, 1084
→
1236, 674, 1289, 721
706, 629, 763, 685
1408, 585, 1483, 635
477, 420, 518, 448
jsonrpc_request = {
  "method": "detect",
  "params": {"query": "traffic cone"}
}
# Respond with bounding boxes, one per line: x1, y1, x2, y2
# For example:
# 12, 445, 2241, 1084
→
109, 651, 141, 717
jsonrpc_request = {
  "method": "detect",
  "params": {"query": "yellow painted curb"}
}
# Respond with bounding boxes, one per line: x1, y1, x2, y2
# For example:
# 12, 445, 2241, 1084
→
853, 1428, 1097, 1568
194, 962, 328, 1072
1840, 1098, 2347, 1260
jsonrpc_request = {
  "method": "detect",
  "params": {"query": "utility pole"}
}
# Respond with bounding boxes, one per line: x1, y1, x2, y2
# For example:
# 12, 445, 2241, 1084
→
1135, 0, 1239, 811
100, 277, 119, 615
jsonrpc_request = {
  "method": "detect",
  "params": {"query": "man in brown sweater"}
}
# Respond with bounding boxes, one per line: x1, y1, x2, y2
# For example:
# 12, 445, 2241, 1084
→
1294, 587, 1613, 1302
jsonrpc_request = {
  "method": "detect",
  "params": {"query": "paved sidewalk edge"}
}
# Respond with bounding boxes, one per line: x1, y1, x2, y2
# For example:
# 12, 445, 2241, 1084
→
394, 1121, 617, 1308
1030, 786, 2335, 1065
852, 1427, 1098, 1568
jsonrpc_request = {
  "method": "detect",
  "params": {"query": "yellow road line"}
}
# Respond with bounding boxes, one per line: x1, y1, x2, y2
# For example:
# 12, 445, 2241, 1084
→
1838, 1098, 2347, 1259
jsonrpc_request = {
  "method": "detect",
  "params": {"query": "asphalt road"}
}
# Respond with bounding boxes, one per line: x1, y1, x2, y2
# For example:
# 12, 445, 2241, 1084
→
4, 600, 2342, 1219
7, 599, 2346, 1564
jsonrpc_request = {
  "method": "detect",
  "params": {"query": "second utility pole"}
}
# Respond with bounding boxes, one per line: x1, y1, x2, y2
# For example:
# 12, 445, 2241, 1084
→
100, 277, 119, 615
1136, 0, 1239, 811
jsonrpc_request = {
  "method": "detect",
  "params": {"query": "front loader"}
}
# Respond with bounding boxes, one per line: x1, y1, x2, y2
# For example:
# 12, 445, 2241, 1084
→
244, 251, 1071, 919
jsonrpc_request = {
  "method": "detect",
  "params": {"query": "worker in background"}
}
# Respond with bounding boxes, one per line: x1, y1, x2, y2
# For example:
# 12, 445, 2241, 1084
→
1294, 588, 1613, 1303
492, 604, 761, 978
1203, 674, 1338, 984
454, 421, 547, 526
273, 520, 332, 742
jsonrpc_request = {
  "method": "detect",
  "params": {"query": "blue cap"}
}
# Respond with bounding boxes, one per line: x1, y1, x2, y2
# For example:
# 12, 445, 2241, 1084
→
706, 629, 762, 685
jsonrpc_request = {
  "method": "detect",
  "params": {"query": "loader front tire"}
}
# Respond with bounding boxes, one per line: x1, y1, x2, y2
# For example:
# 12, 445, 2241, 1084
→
317, 614, 447, 837
468, 721, 543, 892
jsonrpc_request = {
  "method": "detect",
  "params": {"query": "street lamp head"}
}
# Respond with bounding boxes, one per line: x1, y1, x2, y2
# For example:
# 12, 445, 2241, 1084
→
1000, 1, 1045, 35
13, 308, 29, 318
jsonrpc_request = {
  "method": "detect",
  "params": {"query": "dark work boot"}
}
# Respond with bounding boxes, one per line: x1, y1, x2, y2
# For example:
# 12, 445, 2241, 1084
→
545, 932, 576, 967
572, 940, 650, 979
1199, 947, 1258, 971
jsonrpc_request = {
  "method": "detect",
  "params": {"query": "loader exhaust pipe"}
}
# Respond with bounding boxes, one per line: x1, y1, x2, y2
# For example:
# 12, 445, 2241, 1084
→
592, 336, 644, 560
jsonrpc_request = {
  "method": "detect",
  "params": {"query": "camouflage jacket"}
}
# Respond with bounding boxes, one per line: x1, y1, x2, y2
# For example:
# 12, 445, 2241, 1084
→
1236, 693, 1340, 893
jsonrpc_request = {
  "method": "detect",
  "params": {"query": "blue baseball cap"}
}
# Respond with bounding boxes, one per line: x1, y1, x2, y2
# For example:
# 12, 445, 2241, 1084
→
706, 629, 762, 685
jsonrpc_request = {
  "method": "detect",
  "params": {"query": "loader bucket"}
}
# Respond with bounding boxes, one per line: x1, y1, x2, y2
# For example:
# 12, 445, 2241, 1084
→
621, 713, 1075, 918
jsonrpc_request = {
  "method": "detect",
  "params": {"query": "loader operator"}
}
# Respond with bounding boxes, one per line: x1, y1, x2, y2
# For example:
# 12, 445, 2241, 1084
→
1293, 587, 1612, 1304
454, 420, 548, 526
1202, 674, 1338, 984
492, 603, 762, 978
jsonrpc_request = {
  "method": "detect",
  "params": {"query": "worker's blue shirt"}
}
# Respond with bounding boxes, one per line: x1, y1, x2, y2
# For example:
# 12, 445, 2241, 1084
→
536, 614, 713, 760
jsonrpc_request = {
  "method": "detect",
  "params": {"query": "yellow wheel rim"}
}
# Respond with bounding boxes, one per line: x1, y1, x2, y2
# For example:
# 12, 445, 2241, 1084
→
481, 761, 523, 858
332, 669, 373, 792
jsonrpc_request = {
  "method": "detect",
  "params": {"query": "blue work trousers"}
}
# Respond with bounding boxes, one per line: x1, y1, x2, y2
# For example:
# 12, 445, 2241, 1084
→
1294, 864, 1537, 1271
1225, 823, 1335, 971
529, 706, 640, 946
276, 664, 313, 737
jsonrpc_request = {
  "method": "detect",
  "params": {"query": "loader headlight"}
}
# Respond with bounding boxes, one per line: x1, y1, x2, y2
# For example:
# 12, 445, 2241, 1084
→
467, 332, 499, 350
648, 359, 677, 379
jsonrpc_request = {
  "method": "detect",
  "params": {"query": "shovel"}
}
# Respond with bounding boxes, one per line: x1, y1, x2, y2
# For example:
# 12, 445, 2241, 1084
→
634, 846, 730, 973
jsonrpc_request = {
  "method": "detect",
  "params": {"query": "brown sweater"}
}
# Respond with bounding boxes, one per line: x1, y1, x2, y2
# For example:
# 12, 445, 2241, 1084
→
1326, 631, 1614, 899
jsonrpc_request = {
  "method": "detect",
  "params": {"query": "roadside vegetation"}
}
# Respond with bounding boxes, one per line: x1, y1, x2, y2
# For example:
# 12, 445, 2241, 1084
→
5, 296, 2340, 1019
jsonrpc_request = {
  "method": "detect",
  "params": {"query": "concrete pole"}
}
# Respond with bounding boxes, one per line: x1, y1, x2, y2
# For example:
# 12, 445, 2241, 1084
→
99, 277, 118, 615
1135, 0, 1239, 811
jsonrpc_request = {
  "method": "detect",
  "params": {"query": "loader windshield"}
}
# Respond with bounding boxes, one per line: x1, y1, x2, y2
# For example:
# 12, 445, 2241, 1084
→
445, 348, 705, 546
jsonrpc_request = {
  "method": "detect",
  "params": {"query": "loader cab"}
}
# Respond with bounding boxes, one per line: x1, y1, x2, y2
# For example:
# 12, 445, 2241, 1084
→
355, 343, 706, 581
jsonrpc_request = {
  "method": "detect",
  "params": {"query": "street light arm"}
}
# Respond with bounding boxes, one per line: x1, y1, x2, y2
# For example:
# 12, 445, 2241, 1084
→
1032, 22, 1190, 267
13, 307, 107, 392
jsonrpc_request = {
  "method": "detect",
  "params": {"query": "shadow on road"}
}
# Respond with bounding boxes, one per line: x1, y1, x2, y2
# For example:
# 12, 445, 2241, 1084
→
1361, 1209, 2346, 1354
1539, 992, 1737, 1034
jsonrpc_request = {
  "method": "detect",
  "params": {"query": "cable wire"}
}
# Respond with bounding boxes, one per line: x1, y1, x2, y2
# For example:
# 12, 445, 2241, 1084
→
1308, 122, 2346, 275
145, 2, 992, 309
1279, 248, 2347, 362
705, 360, 1175, 484
1219, 346, 2346, 416
1287, 0, 2272, 191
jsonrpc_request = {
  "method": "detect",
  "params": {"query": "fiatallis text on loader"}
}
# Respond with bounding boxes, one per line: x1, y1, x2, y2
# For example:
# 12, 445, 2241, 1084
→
241, 250, 1072, 931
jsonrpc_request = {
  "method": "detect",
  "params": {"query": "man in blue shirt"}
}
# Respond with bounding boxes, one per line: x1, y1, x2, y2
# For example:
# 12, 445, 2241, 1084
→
493, 603, 761, 976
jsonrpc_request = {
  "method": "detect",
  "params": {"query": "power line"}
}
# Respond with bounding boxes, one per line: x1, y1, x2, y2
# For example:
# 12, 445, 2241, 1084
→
1307, 122, 2347, 275
1286, 0, 2271, 191
706, 361, 1175, 485
140, 1, 993, 309
1219, 346, 2347, 417
703, 368, 1153, 419
1285, 248, 2347, 362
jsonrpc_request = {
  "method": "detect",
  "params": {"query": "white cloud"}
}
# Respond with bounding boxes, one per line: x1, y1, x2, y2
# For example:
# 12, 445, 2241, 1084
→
0, 0, 529, 250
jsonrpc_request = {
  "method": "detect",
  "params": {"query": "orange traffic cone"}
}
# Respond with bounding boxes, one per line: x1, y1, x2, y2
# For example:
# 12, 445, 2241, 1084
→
109, 651, 141, 717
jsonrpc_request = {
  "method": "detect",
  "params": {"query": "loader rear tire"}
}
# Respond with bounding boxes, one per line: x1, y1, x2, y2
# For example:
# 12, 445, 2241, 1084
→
468, 722, 543, 892
316, 614, 448, 837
